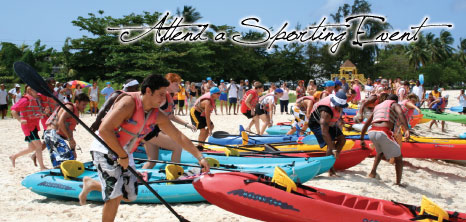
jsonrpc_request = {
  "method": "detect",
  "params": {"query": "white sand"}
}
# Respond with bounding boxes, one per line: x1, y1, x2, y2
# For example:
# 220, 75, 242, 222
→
1, 90, 465, 221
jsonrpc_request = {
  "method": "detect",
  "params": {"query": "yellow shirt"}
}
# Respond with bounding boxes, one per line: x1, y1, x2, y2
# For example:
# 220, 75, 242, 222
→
432, 91, 440, 99
177, 85, 186, 100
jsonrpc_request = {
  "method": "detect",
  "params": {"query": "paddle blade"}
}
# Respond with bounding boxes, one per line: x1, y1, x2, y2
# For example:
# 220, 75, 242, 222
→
212, 131, 231, 138
13, 61, 52, 97
239, 125, 245, 133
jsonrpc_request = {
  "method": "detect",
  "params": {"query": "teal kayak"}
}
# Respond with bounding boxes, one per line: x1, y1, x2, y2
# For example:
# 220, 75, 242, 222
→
22, 159, 322, 203
421, 109, 466, 124
265, 125, 310, 135
207, 133, 318, 145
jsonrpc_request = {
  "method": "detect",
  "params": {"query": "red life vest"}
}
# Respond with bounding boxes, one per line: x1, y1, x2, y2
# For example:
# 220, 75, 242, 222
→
46, 102, 79, 139
296, 96, 315, 111
40, 94, 57, 117
311, 96, 341, 124
241, 89, 259, 113
160, 92, 175, 115
399, 100, 414, 120
373, 100, 396, 123
194, 92, 216, 116
113, 92, 159, 153
19, 94, 43, 120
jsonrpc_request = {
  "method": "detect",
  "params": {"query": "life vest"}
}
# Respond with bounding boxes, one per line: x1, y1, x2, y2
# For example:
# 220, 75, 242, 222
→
311, 96, 341, 124
194, 92, 216, 116
313, 91, 323, 102
46, 102, 79, 139
241, 89, 259, 113
113, 92, 159, 153
258, 93, 275, 111
372, 100, 396, 123
19, 94, 43, 120
399, 100, 415, 120
296, 96, 315, 111
160, 92, 175, 115
40, 94, 57, 117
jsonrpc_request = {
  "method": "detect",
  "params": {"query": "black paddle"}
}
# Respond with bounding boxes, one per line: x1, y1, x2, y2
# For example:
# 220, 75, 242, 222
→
13, 62, 189, 222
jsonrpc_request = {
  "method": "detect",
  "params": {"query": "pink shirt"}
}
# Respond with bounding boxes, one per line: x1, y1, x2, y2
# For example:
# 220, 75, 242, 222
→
353, 84, 361, 102
11, 97, 41, 136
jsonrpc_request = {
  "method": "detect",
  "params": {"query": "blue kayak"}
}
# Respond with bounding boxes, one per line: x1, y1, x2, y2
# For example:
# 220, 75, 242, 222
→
450, 106, 464, 113
134, 147, 335, 175
208, 133, 318, 145
343, 108, 357, 116
265, 125, 311, 135
22, 159, 323, 203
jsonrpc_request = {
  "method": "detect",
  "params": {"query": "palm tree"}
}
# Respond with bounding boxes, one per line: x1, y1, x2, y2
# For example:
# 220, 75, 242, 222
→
405, 33, 429, 70
176, 6, 202, 23
438, 30, 455, 59
458, 38, 466, 65
425, 32, 442, 63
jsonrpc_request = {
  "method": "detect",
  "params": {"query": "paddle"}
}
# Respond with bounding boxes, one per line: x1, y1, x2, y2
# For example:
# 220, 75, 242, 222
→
212, 130, 317, 145
13, 62, 189, 222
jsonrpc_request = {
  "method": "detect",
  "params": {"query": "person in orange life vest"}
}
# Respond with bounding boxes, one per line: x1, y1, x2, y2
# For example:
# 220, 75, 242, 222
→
80, 74, 210, 219
320, 81, 335, 99
190, 87, 221, 149
428, 93, 449, 132
9, 86, 48, 170
360, 94, 410, 186
256, 88, 283, 135
308, 91, 348, 176
399, 94, 421, 124
241, 81, 264, 133
355, 79, 390, 122
287, 95, 315, 135
43, 93, 90, 167
142, 73, 197, 169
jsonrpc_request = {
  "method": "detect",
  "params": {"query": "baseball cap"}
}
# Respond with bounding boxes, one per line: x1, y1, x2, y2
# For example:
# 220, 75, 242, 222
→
330, 91, 348, 108
106, 82, 111, 85
245, 79, 249, 82
325, 81, 335, 87
15, 84, 20, 87
206, 77, 212, 81
210, 87, 220, 94
334, 80, 342, 86
220, 79, 224, 83
274, 88, 284, 94
341, 77, 346, 80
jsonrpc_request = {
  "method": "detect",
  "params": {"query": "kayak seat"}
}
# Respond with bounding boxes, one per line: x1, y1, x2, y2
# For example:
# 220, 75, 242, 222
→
271, 167, 297, 193
166, 164, 184, 182
419, 195, 449, 222
60, 160, 84, 180
205, 157, 220, 168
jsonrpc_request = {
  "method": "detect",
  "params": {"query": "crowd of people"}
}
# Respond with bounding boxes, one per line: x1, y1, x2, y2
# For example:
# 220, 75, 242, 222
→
3, 73, 466, 221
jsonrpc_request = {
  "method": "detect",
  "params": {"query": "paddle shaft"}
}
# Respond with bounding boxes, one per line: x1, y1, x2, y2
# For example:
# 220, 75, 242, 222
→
193, 140, 294, 157
15, 63, 189, 222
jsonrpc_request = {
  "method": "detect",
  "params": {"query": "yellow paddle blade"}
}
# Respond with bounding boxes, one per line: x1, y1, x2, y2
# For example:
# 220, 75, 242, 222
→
241, 131, 249, 146
419, 196, 449, 222
165, 164, 184, 182
224, 148, 240, 157
271, 166, 297, 193
60, 160, 84, 180
204, 157, 220, 167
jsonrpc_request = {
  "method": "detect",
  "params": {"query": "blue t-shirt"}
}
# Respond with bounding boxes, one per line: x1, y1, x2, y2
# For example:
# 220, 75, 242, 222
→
101, 87, 115, 101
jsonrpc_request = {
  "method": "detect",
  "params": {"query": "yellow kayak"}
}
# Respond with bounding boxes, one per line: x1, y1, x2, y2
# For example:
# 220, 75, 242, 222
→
408, 136, 466, 144
205, 140, 356, 153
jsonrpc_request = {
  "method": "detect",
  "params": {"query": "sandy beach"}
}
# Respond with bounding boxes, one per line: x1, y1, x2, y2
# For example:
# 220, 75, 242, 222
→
1, 90, 465, 222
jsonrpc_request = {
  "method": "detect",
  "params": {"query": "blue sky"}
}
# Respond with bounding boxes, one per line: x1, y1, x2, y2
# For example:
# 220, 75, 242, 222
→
0, 0, 464, 50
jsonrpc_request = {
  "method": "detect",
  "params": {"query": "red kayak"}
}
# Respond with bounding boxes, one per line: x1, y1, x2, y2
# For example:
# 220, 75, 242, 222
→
194, 172, 466, 222
353, 140, 466, 160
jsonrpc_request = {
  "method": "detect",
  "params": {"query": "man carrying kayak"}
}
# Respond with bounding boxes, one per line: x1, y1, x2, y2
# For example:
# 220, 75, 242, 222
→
308, 91, 348, 176
43, 93, 90, 167
287, 94, 315, 135
79, 74, 210, 221
255, 88, 283, 135
360, 94, 410, 186
190, 87, 221, 149
241, 81, 264, 133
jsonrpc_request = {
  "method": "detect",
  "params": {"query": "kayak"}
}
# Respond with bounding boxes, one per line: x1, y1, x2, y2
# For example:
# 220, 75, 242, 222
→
204, 140, 356, 153
133, 147, 336, 175
460, 133, 466, 139
266, 125, 362, 137
450, 105, 464, 112
410, 136, 466, 144
208, 134, 318, 145
22, 160, 323, 203
193, 172, 466, 222
421, 109, 466, 124
343, 108, 357, 116
353, 140, 466, 160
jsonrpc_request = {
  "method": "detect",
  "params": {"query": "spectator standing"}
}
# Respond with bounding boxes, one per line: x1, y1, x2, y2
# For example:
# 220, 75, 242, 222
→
296, 80, 305, 99
0, 84, 8, 119
341, 77, 350, 93
88, 81, 99, 116
306, 80, 317, 96
227, 79, 239, 115
411, 80, 425, 107
9, 84, 22, 105
237, 80, 245, 114
100, 82, 115, 101
279, 82, 290, 114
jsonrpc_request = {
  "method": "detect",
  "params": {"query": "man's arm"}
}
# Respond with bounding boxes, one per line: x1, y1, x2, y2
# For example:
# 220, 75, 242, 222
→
360, 113, 374, 144
393, 103, 410, 138
319, 111, 335, 152
90, 92, 120, 132
245, 94, 254, 113
204, 101, 214, 134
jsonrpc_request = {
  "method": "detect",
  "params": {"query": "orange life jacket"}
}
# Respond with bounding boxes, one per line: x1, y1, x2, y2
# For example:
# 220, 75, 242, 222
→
194, 92, 216, 116
19, 94, 43, 120
296, 96, 315, 111
311, 96, 341, 125
46, 102, 79, 138
373, 100, 396, 123
241, 89, 259, 113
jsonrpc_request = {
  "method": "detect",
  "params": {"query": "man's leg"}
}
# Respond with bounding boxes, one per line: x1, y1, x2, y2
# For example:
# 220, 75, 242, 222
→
10, 142, 36, 167
334, 134, 346, 159
368, 153, 383, 178
79, 177, 102, 205
142, 142, 160, 169
259, 115, 269, 135
198, 128, 209, 145
394, 155, 404, 186
147, 132, 182, 163
31, 140, 47, 170
102, 196, 123, 222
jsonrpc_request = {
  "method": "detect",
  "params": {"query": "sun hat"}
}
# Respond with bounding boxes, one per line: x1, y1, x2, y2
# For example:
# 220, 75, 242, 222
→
210, 87, 220, 94
330, 91, 348, 108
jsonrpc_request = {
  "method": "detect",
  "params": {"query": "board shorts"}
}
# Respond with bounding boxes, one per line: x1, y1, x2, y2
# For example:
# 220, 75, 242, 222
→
255, 103, 268, 116
92, 151, 138, 202
178, 100, 185, 108
143, 125, 161, 142
190, 108, 211, 129
309, 125, 343, 148
368, 126, 401, 159
242, 110, 254, 119
43, 129, 75, 167
24, 127, 41, 142
0, 104, 7, 111
219, 93, 228, 101
291, 105, 307, 129
228, 97, 237, 104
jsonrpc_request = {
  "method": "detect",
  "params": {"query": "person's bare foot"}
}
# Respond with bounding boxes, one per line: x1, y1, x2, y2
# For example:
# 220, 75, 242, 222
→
328, 169, 339, 177
39, 167, 49, 171
79, 177, 93, 205
395, 183, 407, 188
368, 172, 377, 178
31, 154, 38, 167
9, 155, 16, 168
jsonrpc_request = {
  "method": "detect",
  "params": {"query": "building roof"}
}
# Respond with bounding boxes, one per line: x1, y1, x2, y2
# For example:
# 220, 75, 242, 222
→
341, 60, 356, 68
